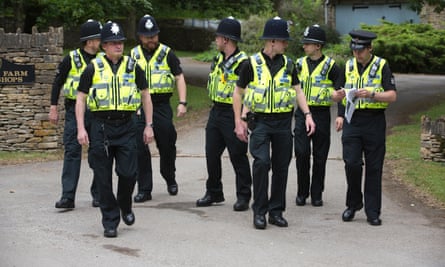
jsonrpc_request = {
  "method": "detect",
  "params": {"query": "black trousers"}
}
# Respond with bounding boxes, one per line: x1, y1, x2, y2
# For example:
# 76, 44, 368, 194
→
342, 111, 386, 220
204, 105, 252, 201
249, 116, 293, 216
61, 102, 98, 201
89, 117, 137, 229
134, 101, 177, 194
294, 108, 330, 201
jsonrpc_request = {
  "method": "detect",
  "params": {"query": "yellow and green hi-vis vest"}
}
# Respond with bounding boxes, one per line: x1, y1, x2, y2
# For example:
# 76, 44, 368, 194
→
343, 56, 388, 109
131, 43, 175, 94
296, 56, 334, 106
87, 55, 140, 111
243, 53, 296, 113
63, 49, 87, 100
207, 51, 248, 104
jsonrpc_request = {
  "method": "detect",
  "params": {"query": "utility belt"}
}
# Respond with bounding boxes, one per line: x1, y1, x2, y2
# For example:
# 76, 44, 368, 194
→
93, 111, 133, 124
151, 93, 172, 105
65, 98, 76, 106
213, 101, 232, 109
253, 112, 293, 121
354, 109, 385, 117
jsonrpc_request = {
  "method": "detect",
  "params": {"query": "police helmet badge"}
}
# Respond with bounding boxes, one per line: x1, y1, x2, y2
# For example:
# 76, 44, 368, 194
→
111, 23, 120, 35
304, 27, 309, 37
145, 19, 154, 30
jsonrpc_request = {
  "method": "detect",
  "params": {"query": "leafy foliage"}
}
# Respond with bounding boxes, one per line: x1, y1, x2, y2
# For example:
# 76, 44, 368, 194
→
149, 0, 272, 19
408, 0, 445, 13
360, 21, 445, 73
35, 0, 152, 30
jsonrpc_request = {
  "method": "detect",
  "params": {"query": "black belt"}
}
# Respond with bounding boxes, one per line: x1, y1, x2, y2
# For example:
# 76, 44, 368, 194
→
213, 102, 232, 109
93, 112, 132, 124
151, 94, 171, 104
65, 99, 76, 106
254, 112, 292, 121
354, 109, 385, 116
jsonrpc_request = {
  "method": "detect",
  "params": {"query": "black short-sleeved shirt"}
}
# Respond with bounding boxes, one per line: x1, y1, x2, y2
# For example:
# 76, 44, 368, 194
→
236, 50, 299, 88
50, 49, 97, 105
77, 56, 148, 94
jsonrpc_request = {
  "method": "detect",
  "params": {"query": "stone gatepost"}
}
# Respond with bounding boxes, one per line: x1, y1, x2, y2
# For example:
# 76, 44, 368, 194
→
0, 26, 64, 152
420, 115, 445, 162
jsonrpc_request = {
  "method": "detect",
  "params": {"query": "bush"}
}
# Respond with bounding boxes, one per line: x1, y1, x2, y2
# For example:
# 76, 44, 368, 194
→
361, 21, 445, 74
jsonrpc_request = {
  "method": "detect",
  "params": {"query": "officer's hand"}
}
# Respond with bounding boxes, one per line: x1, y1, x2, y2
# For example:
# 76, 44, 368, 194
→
77, 128, 89, 145
49, 105, 58, 125
177, 104, 187, 117
355, 88, 370, 98
143, 126, 154, 144
305, 114, 316, 136
335, 116, 344, 132
332, 89, 346, 102
234, 120, 249, 143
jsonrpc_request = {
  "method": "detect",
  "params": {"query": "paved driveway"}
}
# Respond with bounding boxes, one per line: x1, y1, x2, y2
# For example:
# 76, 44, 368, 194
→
1, 68, 444, 266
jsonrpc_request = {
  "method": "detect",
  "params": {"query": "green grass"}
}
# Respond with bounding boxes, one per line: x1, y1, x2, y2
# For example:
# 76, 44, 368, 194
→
170, 84, 212, 124
386, 102, 445, 205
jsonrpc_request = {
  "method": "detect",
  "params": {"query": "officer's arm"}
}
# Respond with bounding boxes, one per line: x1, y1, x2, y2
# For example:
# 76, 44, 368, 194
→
294, 84, 316, 136
49, 55, 71, 124
175, 73, 187, 117
141, 88, 154, 144
75, 92, 88, 145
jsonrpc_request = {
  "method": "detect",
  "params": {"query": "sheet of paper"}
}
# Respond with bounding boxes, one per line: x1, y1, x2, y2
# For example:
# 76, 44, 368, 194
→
344, 88, 358, 123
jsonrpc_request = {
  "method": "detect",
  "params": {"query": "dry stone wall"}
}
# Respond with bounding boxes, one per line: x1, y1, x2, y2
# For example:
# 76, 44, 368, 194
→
0, 26, 64, 152
420, 115, 445, 162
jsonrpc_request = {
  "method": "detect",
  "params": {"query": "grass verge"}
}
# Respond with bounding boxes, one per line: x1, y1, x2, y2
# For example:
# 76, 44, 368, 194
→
386, 102, 445, 208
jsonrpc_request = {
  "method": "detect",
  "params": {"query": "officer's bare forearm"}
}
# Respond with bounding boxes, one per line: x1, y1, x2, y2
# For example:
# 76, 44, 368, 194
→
141, 89, 153, 125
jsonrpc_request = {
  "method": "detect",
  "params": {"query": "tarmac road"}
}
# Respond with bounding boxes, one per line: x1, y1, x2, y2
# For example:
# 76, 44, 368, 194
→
0, 60, 444, 266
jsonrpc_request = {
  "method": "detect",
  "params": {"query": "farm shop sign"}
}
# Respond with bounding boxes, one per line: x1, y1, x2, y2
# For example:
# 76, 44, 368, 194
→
0, 58, 35, 85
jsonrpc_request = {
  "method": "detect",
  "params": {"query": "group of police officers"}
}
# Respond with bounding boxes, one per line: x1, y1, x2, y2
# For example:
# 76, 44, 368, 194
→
51, 15, 396, 237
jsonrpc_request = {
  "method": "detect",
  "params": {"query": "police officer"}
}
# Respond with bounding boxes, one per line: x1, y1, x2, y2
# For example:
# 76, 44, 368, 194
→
76, 21, 154, 238
131, 15, 187, 202
339, 30, 397, 226
233, 17, 315, 229
294, 25, 345, 207
50, 19, 102, 209
196, 17, 252, 211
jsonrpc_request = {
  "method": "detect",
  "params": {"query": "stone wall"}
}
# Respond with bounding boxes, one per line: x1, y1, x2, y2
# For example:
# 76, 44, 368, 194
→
420, 5, 445, 29
420, 115, 445, 162
0, 26, 64, 152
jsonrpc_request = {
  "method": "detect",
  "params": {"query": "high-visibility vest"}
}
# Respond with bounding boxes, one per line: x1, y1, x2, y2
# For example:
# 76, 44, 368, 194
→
343, 56, 388, 109
131, 44, 175, 94
87, 55, 140, 111
62, 49, 87, 100
296, 56, 334, 106
207, 51, 248, 104
243, 53, 296, 113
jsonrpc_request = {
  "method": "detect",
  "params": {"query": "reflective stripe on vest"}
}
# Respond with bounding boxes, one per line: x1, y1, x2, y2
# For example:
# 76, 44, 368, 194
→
343, 56, 388, 109
131, 44, 175, 94
87, 55, 140, 111
207, 51, 248, 104
243, 53, 296, 113
62, 49, 86, 100
297, 56, 335, 106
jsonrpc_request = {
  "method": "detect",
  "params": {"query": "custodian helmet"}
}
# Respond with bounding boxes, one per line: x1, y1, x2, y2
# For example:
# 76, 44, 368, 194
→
101, 21, 126, 43
216, 16, 242, 42
80, 19, 102, 41
260, 16, 291, 40
137, 15, 160, 37
301, 24, 326, 44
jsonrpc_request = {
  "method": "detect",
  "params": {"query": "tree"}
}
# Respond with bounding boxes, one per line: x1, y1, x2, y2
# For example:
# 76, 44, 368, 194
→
408, 0, 445, 13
